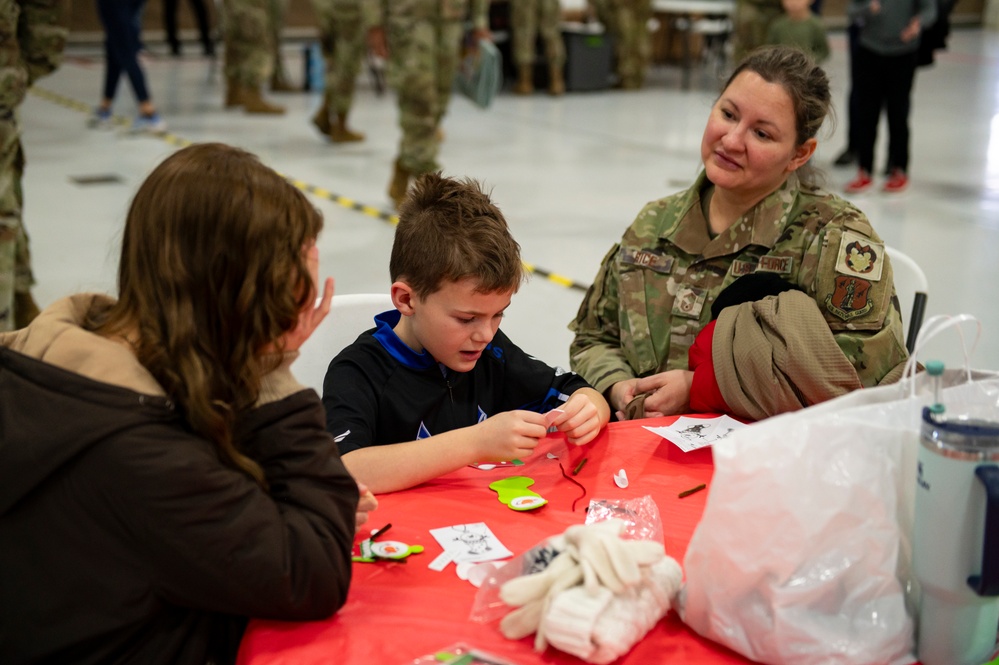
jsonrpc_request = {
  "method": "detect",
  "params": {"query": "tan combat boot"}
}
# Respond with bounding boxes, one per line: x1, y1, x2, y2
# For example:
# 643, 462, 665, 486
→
13, 291, 40, 329
240, 87, 286, 115
224, 80, 245, 108
388, 159, 410, 208
515, 64, 533, 95
330, 113, 365, 143
270, 71, 297, 92
312, 102, 332, 136
549, 65, 565, 96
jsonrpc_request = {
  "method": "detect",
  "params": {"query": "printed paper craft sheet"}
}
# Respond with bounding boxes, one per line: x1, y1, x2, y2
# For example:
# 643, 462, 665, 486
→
644, 415, 746, 452
429, 522, 513, 564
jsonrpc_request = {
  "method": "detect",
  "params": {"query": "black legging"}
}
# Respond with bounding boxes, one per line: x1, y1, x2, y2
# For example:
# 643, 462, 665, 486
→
95, 0, 150, 103
163, 0, 213, 53
853, 44, 917, 175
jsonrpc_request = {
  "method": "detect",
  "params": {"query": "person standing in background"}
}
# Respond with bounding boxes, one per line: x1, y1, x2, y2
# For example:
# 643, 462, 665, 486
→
363, 0, 491, 208
91, 0, 166, 133
765, 0, 829, 62
844, 0, 936, 194
511, 0, 565, 95
269, 0, 296, 91
589, 0, 652, 89
223, 0, 286, 114
0, 0, 68, 332
310, 0, 367, 142
163, 0, 215, 57
732, 0, 782, 61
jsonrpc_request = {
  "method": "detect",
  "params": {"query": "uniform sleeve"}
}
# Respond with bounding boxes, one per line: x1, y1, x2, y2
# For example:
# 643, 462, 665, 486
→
18, 0, 67, 84
494, 331, 592, 413
799, 210, 908, 387
568, 243, 638, 395
322, 350, 380, 456
99, 393, 359, 622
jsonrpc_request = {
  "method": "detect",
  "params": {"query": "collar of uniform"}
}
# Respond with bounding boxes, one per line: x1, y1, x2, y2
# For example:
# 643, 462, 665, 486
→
661, 170, 801, 258
371, 309, 437, 371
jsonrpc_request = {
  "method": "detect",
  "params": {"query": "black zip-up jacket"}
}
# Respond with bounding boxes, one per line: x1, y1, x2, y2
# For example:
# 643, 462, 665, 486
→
324, 309, 592, 455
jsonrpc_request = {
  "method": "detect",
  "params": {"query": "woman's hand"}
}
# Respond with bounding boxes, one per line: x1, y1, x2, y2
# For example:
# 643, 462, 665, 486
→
637, 370, 694, 418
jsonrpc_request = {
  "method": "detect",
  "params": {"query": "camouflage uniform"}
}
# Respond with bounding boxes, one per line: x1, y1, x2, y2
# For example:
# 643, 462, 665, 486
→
269, 0, 291, 86
363, 0, 488, 175
223, 0, 274, 88
733, 0, 782, 61
510, 0, 564, 70
590, 0, 652, 89
311, 0, 366, 117
0, 0, 66, 332
569, 171, 909, 396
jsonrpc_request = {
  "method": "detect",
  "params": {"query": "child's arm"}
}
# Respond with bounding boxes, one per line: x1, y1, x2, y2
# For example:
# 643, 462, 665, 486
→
342, 410, 548, 494
547, 388, 611, 445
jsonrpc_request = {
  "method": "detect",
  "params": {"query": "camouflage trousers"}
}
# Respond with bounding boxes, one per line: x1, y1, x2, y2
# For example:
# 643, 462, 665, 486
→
510, 0, 565, 69
0, 116, 32, 333
732, 0, 782, 61
387, 16, 464, 175
310, 0, 364, 117
223, 0, 275, 87
592, 0, 653, 88
270, 0, 289, 80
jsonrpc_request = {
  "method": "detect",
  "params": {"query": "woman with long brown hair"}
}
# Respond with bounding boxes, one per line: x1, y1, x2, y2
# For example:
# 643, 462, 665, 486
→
0, 142, 374, 664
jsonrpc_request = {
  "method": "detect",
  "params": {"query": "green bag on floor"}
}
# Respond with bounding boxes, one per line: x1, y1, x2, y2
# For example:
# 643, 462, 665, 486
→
455, 40, 502, 109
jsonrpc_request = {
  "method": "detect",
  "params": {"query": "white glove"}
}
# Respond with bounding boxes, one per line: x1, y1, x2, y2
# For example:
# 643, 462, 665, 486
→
498, 519, 684, 663
564, 520, 666, 594
499, 549, 582, 649
544, 556, 684, 664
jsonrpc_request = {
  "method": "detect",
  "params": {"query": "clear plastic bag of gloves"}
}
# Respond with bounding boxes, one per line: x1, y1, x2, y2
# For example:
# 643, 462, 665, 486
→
470, 517, 682, 664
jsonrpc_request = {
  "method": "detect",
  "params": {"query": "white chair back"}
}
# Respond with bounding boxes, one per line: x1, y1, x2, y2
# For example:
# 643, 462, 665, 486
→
885, 246, 929, 353
294, 293, 394, 395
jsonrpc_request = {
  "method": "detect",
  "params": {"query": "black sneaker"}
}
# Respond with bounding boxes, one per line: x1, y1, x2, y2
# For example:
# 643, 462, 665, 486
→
833, 148, 856, 167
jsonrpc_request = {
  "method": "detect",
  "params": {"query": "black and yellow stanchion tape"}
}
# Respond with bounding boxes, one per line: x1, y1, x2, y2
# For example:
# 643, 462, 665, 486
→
30, 85, 590, 293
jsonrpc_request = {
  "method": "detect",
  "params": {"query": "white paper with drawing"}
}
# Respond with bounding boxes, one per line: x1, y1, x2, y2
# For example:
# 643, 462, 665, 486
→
429, 522, 513, 564
644, 415, 747, 452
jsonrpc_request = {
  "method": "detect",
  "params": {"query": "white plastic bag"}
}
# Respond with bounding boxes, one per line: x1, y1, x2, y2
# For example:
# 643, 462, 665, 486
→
679, 315, 999, 665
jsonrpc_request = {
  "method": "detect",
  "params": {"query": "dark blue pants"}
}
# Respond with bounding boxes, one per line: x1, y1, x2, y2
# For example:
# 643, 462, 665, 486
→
96, 0, 150, 103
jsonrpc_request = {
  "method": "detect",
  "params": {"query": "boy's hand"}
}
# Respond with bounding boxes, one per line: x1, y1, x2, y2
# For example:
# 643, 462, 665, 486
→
475, 411, 547, 462
549, 392, 603, 446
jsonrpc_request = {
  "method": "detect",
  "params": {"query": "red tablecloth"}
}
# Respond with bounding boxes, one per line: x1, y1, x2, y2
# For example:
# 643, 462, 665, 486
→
236, 417, 750, 665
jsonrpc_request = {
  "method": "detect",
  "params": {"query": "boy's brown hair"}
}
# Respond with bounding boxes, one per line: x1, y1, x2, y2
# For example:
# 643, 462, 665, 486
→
390, 172, 525, 298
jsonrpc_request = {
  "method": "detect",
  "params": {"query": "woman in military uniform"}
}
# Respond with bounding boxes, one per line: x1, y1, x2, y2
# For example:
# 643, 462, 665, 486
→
569, 45, 908, 422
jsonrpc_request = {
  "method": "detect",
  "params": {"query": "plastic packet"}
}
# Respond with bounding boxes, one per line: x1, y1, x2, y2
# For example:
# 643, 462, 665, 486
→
469, 536, 567, 624
406, 642, 520, 665
584, 494, 663, 544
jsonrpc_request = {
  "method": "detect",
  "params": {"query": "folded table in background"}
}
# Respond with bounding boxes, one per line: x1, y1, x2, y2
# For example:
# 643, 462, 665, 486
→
236, 417, 750, 665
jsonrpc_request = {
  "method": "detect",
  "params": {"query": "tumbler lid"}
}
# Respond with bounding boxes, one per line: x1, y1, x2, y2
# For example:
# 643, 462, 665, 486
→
921, 407, 999, 461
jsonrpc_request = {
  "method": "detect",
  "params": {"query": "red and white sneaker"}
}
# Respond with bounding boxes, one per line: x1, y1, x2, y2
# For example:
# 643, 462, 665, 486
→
882, 169, 909, 193
845, 169, 873, 194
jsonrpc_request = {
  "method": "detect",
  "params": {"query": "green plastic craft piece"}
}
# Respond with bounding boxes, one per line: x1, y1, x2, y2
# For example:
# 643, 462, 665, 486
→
488, 476, 548, 511
351, 539, 425, 563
